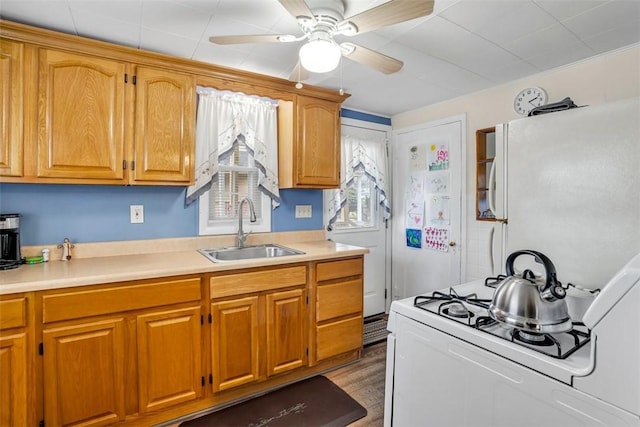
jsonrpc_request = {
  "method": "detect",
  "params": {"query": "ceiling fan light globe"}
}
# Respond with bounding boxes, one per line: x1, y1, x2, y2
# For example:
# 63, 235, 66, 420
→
299, 39, 341, 73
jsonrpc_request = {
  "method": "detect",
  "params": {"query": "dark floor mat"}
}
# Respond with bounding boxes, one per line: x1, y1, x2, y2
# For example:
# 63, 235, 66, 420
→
180, 375, 367, 427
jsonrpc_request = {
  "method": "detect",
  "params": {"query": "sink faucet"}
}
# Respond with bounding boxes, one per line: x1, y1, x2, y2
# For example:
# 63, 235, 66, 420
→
237, 197, 257, 248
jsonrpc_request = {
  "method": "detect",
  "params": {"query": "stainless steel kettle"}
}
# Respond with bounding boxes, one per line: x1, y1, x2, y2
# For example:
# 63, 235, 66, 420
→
489, 250, 572, 334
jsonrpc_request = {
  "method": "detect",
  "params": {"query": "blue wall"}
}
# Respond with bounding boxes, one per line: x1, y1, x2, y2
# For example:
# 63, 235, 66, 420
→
0, 109, 386, 246
0, 184, 324, 246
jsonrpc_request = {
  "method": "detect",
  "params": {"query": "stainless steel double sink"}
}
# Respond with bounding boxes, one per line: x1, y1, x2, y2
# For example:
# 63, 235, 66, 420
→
198, 243, 304, 262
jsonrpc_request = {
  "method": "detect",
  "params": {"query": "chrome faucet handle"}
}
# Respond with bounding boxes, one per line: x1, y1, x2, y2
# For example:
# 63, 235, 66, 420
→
237, 231, 250, 248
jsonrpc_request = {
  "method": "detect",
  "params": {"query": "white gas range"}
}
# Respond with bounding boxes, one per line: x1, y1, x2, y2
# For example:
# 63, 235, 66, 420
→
383, 253, 640, 427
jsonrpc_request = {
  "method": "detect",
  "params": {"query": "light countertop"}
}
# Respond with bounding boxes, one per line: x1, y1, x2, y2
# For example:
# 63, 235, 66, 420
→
0, 239, 368, 295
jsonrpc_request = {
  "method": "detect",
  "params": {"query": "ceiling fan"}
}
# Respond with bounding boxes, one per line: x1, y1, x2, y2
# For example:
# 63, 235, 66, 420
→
209, 0, 434, 81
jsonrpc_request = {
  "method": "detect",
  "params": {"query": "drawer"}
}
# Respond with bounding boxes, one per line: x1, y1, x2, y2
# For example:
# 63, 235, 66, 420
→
316, 278, 362, 322
42, 277, 202, 323
316, 315, 362, 361
210, 265, 306, 299
316, 258, 362, 282
0, 297, 27, 329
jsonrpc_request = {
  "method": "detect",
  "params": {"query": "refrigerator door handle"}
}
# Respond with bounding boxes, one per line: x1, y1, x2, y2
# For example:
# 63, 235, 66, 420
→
489, 225, 495, 275
488, 158, 497, 216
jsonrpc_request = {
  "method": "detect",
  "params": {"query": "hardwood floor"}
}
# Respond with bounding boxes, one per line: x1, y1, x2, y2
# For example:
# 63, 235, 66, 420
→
325, 340, 388, 427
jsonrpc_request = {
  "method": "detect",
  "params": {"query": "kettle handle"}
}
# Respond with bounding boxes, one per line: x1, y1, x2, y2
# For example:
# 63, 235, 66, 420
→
505, 250, 558, 289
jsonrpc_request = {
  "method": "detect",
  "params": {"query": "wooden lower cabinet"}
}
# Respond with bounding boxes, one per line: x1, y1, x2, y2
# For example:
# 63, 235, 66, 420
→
0, 295, 31, 427
136, 306, 202, 413
266, 288, 306, 376
211, 296, 260, 392
210, 265, 308, 394
312, 257, 364, 364
40, 276, 203, 427
43, 318, 127, 426
0, 332, 28, 426
11, 257, 364, 426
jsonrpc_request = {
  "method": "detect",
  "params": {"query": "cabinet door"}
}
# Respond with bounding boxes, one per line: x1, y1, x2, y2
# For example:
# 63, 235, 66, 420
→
266, 288, 306, 376
43, 318, 126, 426
0, 40, 24, 177
137, 306, 202, 413
132, 66, 194, 184
37, 49, 126, 181
295, 95, 340, 187
0, 333, 28, 426
211, 296, 259, 392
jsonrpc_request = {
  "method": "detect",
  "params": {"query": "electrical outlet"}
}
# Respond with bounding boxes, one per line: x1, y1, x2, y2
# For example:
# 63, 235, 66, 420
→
130, 205, 144, 224
295, 205, 312, 218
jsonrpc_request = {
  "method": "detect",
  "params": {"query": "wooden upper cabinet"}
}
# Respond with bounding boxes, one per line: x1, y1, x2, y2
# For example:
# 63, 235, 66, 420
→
0, 40, 24, 177
37, 49, 127, 181
33, 48, 195, 185
132, 67, 195, 184
278, 95, 341, 188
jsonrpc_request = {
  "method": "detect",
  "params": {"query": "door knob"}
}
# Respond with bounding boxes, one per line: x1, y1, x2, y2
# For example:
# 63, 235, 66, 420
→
448, 241, 456, 247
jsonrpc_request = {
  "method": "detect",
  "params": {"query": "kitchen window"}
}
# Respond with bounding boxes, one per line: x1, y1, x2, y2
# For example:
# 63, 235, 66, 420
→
198, 143, 271, 235
188, 87, 280, 236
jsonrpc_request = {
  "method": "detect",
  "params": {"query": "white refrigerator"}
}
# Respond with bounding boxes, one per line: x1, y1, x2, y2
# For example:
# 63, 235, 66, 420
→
489, 97, 640, 290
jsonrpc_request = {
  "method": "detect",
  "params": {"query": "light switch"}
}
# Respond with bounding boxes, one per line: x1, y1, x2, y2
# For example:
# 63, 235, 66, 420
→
130, 205, 144, 223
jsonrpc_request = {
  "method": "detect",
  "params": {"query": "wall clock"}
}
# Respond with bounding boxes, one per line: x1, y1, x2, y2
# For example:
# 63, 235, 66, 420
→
514, 87, 547, 115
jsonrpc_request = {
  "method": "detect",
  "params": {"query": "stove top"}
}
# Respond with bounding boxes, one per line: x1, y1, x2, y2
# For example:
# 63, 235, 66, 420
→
412, 279, 591, 360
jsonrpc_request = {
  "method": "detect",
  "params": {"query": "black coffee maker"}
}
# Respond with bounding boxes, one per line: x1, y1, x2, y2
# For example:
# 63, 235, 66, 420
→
0, 213, 23, 270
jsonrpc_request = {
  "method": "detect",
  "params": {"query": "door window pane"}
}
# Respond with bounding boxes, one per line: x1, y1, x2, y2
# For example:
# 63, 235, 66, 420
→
335, 173, 376, 229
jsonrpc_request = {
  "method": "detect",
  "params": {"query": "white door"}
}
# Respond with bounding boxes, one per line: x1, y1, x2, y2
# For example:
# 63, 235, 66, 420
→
392, 115, 465, 299
324, 119, 391, 317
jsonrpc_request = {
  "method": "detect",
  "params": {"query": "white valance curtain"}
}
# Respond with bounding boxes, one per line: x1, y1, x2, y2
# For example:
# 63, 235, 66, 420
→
185, 87, 280, 207
327, 128, 391, 225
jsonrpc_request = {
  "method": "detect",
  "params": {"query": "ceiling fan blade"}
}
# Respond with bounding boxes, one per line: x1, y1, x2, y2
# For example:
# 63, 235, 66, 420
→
340, 0, 434, 35
341, 42, 403, 74
288, 61, 310, 82
278, 0, 316, 23
209, 34, 289, 45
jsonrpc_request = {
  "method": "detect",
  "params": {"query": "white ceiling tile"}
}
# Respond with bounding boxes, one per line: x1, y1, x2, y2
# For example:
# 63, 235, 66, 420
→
486, 59, 540, 84
0, 1, 76, 34
440, 0, 524, 33
504, 23, 586, 59
562, 0, 640, 40
471, 2, 558, 45
525, 41, 595, 69
141, 0, 210, 39
68, 0, 143, 26
393, 16, 484, 63
582, 20, 640, 53
171, 0, 222, 16
191, 41, 249, 68
71, 9, 141, 49
533, 0, 607, 21
211, 0, 288, 31
140, 27, 199, 57
430, 64, 493, 93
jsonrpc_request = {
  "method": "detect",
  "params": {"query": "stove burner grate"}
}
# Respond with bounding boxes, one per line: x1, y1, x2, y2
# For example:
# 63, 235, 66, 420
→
414, 289, 491, 325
